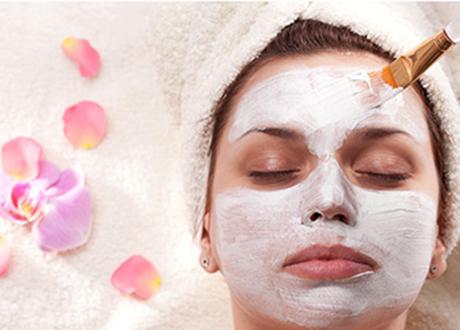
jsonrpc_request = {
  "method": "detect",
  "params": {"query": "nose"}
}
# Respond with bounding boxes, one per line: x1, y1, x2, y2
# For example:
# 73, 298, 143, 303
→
306, 207, 351, 225
301, 157, 357, 226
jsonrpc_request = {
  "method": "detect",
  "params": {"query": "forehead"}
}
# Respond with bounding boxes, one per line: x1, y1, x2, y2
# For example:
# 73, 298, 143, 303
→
224, 52, 429, 148
233, 51, 397, 97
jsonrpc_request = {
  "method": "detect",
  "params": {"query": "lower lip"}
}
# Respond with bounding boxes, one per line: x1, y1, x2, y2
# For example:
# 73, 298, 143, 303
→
283, 259, 374, 280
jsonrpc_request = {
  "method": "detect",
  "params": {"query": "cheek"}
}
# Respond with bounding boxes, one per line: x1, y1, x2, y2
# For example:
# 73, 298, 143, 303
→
211, 185, 301, 271
355, 189, 437, 275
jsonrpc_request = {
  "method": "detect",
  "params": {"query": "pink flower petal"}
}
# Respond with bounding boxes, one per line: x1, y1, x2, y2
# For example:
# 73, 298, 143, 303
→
63, 101, 106, 149
45, 167, 84, 199
0, 161, 56, 224
0, 235, 12, 277
33, 161, 61, 191
61, 37, 101, 78
11, 182, 47, 223
1, 137, 44, 181
31, 185, 92, 252
111, 255, 161, 300
0, 173, 26, 223
0, 171, 15, 208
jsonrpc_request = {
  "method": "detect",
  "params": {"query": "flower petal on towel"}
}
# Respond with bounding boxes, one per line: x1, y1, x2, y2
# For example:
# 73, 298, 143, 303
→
63, 101, 106, 149
111, 255, 161, 300
33, 161, 61, 191
45, 167, 84, 199
61, 37, 101, 78
0, 170, 15, 208
0, 235, 12, 277
32, 186, 92, 252
0, 171, 26, 223
11, 182, 47, 223
1, 137, 44, 181
0, 161, 57, 224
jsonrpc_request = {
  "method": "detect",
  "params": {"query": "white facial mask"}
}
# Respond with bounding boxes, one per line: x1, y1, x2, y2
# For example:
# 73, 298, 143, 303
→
212, 68, 437, 329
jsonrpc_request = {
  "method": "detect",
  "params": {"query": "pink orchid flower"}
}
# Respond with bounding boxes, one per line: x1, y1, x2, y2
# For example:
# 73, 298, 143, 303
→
0, 160, 92, 252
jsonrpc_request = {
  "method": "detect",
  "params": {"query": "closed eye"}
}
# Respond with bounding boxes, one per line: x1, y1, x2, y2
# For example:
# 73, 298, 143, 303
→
356, 171, 411, 183
247, 170, 411, 187
248, 170, 300, 181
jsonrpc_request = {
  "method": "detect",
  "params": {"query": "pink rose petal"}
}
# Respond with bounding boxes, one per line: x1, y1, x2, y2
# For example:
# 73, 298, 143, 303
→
0, 235, 12, 277
1, 137, 44, 181
61, 37, 101, 78
63, 101, 106, 149
111, 255, 161, 300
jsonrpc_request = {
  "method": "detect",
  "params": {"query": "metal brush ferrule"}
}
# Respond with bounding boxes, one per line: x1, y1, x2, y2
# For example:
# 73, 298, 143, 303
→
389, 30, 454, 88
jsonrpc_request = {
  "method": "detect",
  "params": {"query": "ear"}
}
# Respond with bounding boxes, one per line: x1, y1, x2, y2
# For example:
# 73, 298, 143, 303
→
426, 224, 447, 280
199, 211, 219, 273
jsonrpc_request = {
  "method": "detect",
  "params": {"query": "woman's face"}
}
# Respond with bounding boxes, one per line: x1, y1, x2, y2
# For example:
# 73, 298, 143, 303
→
202, 51, 445, 329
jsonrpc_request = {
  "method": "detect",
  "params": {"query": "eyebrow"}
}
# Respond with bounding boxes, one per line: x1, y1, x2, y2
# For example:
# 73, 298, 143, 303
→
236, 126, 418, 144
350, 126, 418, 144
236, 127, 304, 141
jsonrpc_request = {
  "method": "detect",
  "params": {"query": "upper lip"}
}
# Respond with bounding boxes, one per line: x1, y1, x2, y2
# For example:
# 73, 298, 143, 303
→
282, 244, 378, 269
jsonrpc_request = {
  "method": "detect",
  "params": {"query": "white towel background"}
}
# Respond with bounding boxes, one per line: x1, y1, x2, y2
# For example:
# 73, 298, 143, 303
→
0, 3, 458, 330
0, 3, 231, 330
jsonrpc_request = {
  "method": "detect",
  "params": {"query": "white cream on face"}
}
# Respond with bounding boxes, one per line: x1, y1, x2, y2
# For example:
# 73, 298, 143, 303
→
227, 68, 427, 155
212, 67, 437, 329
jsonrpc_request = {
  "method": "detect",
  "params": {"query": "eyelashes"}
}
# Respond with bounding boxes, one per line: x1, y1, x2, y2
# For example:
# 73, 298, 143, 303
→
248, 170, 411, 184
355, 171, 411, 183
248, 169, 300, 180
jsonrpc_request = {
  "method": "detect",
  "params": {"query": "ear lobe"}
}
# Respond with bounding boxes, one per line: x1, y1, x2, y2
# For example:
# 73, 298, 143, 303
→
427, 237, 447, 280
199, 212, 219, 273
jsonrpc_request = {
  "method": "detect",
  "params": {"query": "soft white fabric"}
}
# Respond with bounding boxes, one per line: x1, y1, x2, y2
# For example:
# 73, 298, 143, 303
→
0, 2, 458, 330
0, 3, 231, 330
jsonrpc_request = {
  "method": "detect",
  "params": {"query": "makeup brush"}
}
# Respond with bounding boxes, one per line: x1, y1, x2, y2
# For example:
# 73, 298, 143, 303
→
352, 17, 459, 109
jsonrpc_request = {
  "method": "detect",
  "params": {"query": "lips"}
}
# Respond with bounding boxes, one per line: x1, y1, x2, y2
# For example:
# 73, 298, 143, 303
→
282, 244, 379, 281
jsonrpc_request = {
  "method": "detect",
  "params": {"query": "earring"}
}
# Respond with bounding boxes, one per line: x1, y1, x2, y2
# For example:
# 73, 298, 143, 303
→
201, 257, 210, 268
430, 264, 437, 273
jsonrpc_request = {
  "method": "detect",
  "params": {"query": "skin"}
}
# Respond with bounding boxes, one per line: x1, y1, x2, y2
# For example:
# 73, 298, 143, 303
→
199, 51, 448, 330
